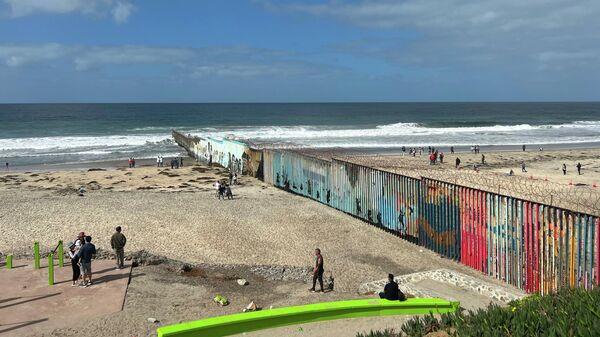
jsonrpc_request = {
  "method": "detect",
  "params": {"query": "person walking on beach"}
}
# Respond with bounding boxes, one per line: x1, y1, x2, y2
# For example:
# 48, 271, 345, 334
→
180, 157, 183, 167
111, 226, 127, 269
378, 274, 405, 301
309, 248, 325, 293
577, 162, 582, 175
455, 157, 461, 169
481, 154, 486, 164
450, 146, 454, 154
4, 162, 8, 171
562, 163, 567, 175
68, 242, 81, 286
521, 162, 527, 172
77, 236, 96, 287
439, 152, 444, 163
522, 145, 526, 152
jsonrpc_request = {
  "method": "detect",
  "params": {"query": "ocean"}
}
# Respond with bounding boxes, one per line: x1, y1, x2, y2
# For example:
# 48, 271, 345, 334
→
1, 102, 600, 167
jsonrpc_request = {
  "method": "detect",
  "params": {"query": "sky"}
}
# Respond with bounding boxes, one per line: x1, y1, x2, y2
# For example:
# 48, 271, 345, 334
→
0, 0, 599, 103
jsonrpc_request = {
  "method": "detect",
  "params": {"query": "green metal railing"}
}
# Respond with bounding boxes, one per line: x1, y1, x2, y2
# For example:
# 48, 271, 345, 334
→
157, 298, 459, 337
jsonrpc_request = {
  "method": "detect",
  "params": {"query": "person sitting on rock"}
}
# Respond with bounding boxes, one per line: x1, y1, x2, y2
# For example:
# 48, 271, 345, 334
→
379, 274, 406, 301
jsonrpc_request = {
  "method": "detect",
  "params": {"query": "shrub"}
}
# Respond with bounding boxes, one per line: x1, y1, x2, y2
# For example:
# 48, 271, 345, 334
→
358, 287, 600, 337
356, 328, 400, 337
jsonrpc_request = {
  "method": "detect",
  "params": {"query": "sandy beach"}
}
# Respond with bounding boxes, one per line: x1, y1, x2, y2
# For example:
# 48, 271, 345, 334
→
0, 157, 526, 336
1, 148, 590, 336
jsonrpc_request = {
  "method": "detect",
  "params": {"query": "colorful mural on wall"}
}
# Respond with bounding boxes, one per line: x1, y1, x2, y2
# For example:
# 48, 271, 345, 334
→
263, 149, 599, 294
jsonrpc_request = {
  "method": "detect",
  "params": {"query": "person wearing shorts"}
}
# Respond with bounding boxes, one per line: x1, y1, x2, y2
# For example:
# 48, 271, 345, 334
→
77, 236, 96, 287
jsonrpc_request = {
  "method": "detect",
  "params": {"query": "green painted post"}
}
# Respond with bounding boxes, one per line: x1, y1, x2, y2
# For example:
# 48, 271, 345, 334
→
34, 241, 40, 269
57, 240, 64, 267
6, 254, 12, 269
48, 253, 54, 285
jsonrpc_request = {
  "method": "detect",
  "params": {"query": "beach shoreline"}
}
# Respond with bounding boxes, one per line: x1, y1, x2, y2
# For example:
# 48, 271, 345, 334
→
5, 141, 600, 172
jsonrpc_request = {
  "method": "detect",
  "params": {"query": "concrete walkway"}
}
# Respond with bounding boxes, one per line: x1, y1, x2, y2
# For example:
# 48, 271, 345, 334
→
0, 259, 131, 337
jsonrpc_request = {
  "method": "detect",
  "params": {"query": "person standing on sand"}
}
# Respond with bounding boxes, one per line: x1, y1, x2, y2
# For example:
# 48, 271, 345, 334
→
157, 156, 160, 167
481, 154, 485, 164
450, 146, 454, 154
68, 242, 81, 286
4, 162, 8, 171
309, 248, 325, 293
562, 163, 567, 175
111, 226, 127, 269
77, 236, 96, 287
180, 157, 183, 167
455, 157, 461, 169
577, 162, 582, 175
522, 145, 526, 152
521, 162, 527, 172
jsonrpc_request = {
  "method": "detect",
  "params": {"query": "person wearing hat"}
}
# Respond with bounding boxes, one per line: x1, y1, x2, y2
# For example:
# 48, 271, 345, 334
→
379, 274, 406, 301
67, 241, 81, 286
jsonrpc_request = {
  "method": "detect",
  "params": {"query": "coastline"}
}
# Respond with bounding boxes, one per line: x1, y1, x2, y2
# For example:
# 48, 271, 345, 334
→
4, 141, 600, 173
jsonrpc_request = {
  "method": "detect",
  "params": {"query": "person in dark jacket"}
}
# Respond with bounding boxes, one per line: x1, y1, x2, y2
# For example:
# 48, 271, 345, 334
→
379, 274, 406, 301
77, 236, 96, 287
111, 226, 127, 269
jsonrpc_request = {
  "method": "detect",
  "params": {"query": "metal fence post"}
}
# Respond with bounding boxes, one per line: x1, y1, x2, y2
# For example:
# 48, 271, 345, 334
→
48, 253, 54, 285
58, 240, 64, 267
34, 241, 40, 269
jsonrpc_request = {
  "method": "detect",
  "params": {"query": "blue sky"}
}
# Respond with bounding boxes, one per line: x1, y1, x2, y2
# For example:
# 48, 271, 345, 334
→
0, 0, 599, 102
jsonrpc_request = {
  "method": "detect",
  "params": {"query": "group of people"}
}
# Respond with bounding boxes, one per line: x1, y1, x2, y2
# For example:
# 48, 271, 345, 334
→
154, 155, 184, 169
562, 162, 583, 175
127, 157, 136, 168
67, 226, 127, 287
470, 145, 481, 153
170, 157, 183, 169
428, 150, 445, 165
214, 180, 234, 200
308, 248, 405, 301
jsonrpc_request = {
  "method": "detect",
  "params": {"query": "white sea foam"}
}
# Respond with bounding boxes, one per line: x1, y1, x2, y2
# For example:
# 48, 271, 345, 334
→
0, 134, 172, 151
2, 121, 600, 163
190, 120, 600, 144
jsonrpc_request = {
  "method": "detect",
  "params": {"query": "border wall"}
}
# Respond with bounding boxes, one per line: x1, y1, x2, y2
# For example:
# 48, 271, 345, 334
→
263, 149, 600, 294
172, 130, 262, 177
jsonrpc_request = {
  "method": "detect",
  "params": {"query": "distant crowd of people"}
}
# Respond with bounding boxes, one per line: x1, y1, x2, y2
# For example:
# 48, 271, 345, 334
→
67, 226, 127, 287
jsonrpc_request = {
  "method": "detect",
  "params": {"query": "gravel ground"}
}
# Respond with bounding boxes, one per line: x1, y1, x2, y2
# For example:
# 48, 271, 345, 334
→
1, 164, 515, 336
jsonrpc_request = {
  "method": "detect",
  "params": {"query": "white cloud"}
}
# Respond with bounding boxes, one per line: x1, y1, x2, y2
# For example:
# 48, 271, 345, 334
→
0, 43, 343, 79
73, 45, 194, 70
111, 1, 134, 24
2, 0, 135, 23
0, 43, 69, 66
262, 0, 600, 72
261, 0, 600, 32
